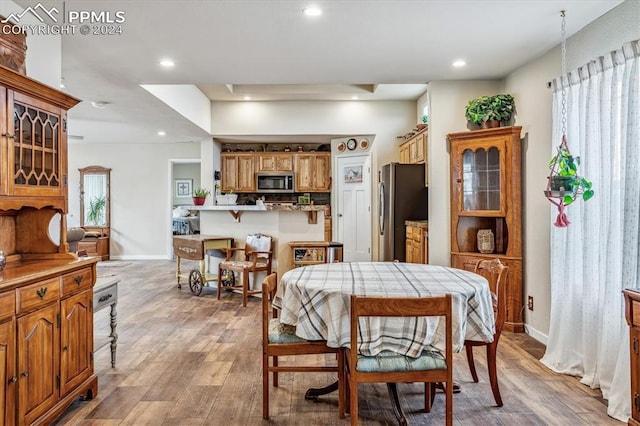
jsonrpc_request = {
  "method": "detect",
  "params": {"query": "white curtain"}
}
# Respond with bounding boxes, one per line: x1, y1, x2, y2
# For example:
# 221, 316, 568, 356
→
541, 40, 640, 422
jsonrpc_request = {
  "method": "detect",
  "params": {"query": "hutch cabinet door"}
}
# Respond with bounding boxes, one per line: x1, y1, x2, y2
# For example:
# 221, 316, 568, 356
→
451, 138, 507, 216
6, 91, 67, 198
17, 303, 60, 425
60, 291, 93, 397
0, 318, 16, 426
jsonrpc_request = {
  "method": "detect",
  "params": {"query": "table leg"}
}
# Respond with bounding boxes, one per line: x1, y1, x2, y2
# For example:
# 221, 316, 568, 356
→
304, 380, 339, 400
176, 256, 182, 288
109, 302, 118, 368
386, 383, 408, 426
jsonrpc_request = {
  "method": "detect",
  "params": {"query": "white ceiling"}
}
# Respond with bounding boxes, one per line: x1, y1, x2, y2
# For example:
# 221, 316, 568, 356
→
20, 0, 623, 144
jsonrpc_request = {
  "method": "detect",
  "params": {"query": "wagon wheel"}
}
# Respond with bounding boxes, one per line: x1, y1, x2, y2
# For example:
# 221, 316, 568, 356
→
220, 269, 235, 287
188, 269, 204, 296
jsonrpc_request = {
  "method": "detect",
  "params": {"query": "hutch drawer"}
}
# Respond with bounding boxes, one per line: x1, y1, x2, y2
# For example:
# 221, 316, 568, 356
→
16, 278, 60, 315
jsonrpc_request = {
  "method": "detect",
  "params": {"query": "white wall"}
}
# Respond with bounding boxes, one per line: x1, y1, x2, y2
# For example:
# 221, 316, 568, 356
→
68, 141, 201, 259
142, 85, 212, 133
426, 80, 502, 267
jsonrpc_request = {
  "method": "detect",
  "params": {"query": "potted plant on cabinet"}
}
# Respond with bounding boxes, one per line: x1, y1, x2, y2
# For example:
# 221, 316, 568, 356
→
464, 93, 515, 128
192, 188, 210, 206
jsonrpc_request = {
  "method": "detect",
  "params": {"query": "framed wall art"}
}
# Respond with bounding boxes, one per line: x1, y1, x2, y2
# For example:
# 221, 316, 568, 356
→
175, 179, 193, 198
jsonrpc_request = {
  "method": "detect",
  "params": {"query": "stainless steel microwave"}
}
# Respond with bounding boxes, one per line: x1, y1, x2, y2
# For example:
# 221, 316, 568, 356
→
256, 172, 295, 193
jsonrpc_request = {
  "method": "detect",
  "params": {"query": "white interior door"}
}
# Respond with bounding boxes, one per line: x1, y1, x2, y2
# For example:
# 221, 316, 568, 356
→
336, 155, 371, 261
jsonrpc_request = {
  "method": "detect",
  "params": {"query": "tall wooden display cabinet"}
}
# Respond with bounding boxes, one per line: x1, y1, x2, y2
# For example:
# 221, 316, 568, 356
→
448, 126, 524, 332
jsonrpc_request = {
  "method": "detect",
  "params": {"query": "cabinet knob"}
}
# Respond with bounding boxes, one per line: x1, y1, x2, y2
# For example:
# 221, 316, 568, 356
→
2, 133, 17, 141
63, 345, 69, 351
21, 371, 29, 378
633, 336, 638, 355
8, 376, 17, 383
74, 275, 84, 285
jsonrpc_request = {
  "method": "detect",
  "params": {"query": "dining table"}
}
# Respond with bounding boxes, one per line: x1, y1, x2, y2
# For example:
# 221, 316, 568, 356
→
273, 261, 496, 424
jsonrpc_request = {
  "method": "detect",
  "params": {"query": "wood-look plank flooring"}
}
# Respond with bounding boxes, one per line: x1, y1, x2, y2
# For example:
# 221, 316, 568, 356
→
54, 260, 621, 425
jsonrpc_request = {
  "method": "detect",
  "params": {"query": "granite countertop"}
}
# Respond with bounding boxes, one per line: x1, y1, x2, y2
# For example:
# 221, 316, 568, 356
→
404, 219, 428, 228
193, 204, 326, 212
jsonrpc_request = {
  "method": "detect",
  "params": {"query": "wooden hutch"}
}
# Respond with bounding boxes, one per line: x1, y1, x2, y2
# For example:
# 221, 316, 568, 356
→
0, 64, 99, 425
448, 126, 524, 332
625, 289, 640, 425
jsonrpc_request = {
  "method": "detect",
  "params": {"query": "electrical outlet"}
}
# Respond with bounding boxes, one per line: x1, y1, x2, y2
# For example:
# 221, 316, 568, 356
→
527, 296, 534, 311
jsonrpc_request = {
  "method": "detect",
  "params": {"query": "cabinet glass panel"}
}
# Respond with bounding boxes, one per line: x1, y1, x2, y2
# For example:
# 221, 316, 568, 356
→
462, 147, 501, 211
13, 102, 60, 188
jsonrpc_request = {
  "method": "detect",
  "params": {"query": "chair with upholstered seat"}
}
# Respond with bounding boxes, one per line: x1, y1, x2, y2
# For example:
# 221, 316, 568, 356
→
464, 258, 509, 407
261, 273, 344, 420
344, 294, 453, 426
217, 233, 273, 307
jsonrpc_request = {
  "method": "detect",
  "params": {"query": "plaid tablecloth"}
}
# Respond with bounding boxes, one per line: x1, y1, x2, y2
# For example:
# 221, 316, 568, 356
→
274, 262, 495, 357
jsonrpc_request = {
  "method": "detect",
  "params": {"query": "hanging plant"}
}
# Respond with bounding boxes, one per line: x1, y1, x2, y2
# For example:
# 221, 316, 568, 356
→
545, 136, 594, 227
545, 11, 595, 228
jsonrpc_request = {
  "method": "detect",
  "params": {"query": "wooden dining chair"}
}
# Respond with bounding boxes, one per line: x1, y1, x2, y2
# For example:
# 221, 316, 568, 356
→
218, 233, 273, 306
344, 294, 453, 426
464, 258, 509, 407
262, 273, 344, 420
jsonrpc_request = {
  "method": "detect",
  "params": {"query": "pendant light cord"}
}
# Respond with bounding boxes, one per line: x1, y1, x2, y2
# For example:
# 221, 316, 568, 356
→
560, 10, 567, 139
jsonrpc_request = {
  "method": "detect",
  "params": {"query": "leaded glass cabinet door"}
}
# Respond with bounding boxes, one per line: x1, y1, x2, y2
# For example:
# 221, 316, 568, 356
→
7, 91, 67, 198
453, 138, 507, 216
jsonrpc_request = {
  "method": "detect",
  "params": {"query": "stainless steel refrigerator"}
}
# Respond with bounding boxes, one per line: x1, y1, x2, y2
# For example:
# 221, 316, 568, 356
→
378, 163, 427, 262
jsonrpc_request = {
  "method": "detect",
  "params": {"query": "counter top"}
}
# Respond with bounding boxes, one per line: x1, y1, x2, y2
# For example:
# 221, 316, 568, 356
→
405, 220, 428, 228
193, 204, 326, 212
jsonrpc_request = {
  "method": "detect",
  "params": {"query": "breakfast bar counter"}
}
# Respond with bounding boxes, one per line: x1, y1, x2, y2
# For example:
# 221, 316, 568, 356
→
196, 205, 327, 280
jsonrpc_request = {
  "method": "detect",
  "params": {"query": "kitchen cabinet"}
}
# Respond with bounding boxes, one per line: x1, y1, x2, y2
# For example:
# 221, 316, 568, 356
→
294, 153, 331, 192
625, 289, 640, 426
399, 129, 427, 164
405, 220, 428, 264
448, 126, 523, 332
221, 153, 255, 192
257, 153, 293, 172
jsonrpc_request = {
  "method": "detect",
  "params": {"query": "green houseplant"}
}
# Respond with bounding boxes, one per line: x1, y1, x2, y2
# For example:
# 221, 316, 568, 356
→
87, 196, 106, 225
547, 146, 594, 205
465, 94, 515, 128
192, 188, 210, 206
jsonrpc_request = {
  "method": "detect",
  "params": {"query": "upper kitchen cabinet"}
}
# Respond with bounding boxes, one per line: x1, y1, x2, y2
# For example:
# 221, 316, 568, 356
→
221, 152, 255, 192
448, 126, 523, 332
257, 153, 293, 172
399, 128, 427, 165
295, 152, 331, 192
0, 67, 80, 212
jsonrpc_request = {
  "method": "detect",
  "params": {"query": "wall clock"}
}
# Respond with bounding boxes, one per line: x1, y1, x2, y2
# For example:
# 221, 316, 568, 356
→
347, 138, 357, 151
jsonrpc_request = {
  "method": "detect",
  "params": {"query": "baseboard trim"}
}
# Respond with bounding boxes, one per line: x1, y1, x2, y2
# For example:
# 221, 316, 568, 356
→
524, 324, 549, 345
109, 255, 169, 260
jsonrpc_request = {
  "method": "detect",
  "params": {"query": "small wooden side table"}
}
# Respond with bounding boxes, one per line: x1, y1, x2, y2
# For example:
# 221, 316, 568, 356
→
94, 275, 119, 368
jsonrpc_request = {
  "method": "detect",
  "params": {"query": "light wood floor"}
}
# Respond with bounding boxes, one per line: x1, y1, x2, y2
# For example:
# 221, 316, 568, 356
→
54, 260, 621, 425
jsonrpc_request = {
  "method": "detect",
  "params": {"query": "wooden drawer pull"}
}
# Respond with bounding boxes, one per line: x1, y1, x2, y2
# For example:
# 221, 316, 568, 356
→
36, 287, 47, 299
74, 275, 84, 285
98, 294, 112, 303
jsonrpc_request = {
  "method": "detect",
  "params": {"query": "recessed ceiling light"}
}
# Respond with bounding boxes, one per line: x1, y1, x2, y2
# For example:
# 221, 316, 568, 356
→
302, 7, 322, 16
244, 96, 251, 100
452, 60, 466, 68
160, 59, 175, 67
158, 131, 166, 136
351, 96, 358, 100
